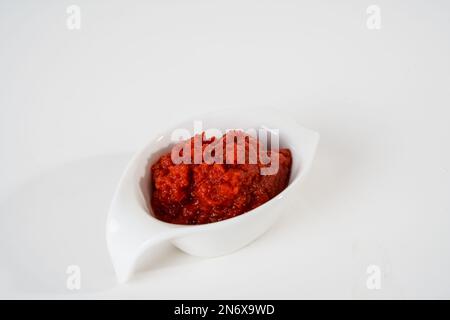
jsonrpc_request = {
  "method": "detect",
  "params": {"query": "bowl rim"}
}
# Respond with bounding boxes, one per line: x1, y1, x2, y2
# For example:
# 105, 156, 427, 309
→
132, 107, 320, 232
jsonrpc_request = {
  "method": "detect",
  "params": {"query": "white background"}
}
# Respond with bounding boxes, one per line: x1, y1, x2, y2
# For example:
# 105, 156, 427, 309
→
1, 0, 449, 299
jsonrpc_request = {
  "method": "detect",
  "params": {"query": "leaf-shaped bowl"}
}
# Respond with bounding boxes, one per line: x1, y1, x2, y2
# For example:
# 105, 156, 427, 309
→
106, 109, 319, 282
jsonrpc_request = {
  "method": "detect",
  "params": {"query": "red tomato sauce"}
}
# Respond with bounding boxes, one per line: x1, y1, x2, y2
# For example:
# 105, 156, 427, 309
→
150, 131, 292, 225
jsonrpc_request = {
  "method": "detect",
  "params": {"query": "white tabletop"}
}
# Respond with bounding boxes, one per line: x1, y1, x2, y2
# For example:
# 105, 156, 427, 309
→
1, 0, 449, 299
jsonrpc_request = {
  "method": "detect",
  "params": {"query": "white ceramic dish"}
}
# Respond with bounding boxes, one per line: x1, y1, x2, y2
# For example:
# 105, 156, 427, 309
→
106, 109, 319, 283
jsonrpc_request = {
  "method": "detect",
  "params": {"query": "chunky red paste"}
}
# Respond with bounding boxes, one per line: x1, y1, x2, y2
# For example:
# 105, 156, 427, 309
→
150, 131, 292, 225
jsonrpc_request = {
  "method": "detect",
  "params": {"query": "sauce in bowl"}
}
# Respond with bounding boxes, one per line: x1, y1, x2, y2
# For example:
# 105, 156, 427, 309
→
150, 131, 292, 225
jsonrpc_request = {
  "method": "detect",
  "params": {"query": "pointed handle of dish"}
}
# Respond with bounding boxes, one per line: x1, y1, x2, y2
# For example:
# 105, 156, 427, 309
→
106, 165, 186, 283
